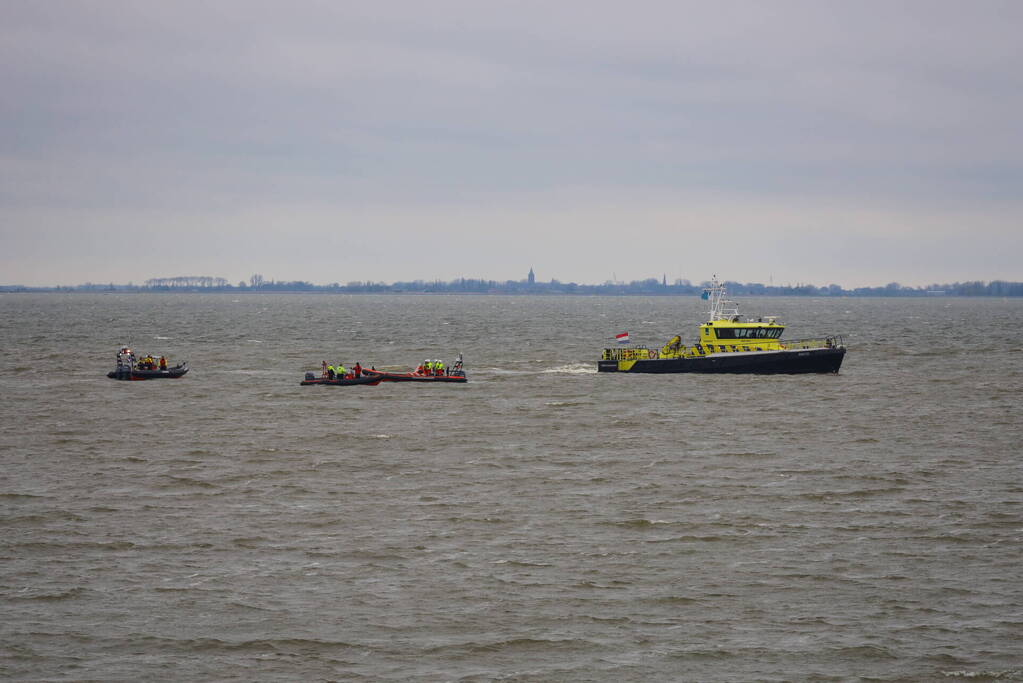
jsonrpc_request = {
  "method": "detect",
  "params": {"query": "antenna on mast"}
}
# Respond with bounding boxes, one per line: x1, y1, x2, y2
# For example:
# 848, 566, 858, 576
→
704, 274, 740, 321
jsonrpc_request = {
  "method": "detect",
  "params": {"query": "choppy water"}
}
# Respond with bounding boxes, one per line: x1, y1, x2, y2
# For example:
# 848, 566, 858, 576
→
1, 293, 1021, 681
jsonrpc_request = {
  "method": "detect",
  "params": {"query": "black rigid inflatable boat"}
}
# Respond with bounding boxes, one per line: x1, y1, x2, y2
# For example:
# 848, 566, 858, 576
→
107, 363, 189, 381
299, 373, 381, 386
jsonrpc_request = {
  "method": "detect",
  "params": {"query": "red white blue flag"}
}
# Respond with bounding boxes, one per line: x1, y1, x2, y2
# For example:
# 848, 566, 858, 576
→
615, 332, 630, 344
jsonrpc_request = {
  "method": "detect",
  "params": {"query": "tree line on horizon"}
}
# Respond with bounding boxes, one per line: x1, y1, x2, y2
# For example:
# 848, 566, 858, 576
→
3, 275, 1023, 296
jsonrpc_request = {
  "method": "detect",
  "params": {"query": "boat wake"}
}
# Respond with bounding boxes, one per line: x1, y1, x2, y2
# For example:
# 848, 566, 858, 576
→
543, 363, 597, 375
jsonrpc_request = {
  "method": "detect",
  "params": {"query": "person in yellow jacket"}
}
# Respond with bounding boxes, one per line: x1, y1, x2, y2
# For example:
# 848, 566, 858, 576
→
326, 364, 335, 379
424, 360, 434, 375
435, 359, 445, 376
336, 363, 347, 379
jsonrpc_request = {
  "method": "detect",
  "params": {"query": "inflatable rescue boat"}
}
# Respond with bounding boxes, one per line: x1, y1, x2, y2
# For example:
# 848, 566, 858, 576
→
300, 373, 381, 386
362, 368, 467, 383
107, 362, 189, 381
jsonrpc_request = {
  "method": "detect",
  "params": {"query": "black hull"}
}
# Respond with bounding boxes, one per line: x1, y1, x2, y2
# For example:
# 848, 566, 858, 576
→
598, 348, 845, 374
300, 375, 381, 386
107, 364, 188, 381
362, 370, 467, 383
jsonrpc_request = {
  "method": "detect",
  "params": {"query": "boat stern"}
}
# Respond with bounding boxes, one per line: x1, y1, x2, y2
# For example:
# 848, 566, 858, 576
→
598, 347, 655, 372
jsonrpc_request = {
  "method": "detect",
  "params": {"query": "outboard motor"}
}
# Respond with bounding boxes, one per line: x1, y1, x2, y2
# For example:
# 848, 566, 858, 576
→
304, 372, 316, 380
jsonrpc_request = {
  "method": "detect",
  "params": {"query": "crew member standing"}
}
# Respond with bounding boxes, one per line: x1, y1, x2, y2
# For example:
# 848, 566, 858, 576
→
327, 364, 335, 380
353, 362, 362, 378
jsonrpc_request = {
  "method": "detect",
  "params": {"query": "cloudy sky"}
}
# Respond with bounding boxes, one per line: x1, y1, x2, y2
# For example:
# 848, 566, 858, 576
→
2, 1, 1021, 287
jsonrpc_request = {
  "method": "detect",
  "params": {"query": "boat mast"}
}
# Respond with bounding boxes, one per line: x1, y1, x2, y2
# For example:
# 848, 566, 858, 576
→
705, 275, 740, 322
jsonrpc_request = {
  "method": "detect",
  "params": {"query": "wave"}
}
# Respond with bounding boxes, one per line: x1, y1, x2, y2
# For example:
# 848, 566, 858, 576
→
666, 648, 733, 660
646, 534, 727, 543
828, 644, 899, 659
162, 476, 219, 489
8, 511, 85, 524
10, 587, 87, 601
605, 518, 676, 528
107, 636, 364, 654
424, 637, 596, 655
940, 671, 1022, 679
641, 595, 702, 605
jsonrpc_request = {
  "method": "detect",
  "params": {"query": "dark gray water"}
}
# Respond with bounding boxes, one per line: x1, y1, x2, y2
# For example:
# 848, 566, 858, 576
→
1, 293, 1021, 681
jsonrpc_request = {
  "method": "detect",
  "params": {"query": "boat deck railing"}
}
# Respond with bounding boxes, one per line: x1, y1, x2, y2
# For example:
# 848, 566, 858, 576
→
780, 335, 845, 350
601, 347, 659, 361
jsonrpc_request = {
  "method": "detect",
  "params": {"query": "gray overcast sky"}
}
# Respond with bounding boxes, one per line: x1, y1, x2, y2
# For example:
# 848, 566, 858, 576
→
2, 1, 1021, 287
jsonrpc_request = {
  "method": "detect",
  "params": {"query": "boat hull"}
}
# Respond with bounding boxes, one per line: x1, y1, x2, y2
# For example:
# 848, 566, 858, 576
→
362, 369, 467, 383
598, 347, 845, 374
107, 364, 188, 381
300, 375, 381, 386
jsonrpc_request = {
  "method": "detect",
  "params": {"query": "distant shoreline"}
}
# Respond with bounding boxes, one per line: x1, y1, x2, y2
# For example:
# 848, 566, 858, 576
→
2, 279, 1021, 297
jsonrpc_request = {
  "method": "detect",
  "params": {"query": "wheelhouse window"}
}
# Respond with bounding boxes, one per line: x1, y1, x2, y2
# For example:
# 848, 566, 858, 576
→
714, 327, 783, 340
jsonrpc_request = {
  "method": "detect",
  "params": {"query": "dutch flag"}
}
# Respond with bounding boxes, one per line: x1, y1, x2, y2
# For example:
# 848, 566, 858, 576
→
615, 332, 630, 344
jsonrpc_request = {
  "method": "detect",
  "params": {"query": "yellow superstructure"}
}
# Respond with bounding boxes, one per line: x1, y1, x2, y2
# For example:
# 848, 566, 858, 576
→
676, 317, 785, 357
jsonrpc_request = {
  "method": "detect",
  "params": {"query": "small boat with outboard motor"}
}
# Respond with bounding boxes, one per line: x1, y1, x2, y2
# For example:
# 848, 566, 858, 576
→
300, 361, 382, 386
107, 346, 188, 381
362, 354, 468, 383
300, 374, 381, 386
598, 277, 846, 374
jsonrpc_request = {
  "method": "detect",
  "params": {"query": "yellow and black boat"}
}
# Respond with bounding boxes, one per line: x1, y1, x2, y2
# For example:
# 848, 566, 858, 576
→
598, 277, 846, 374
